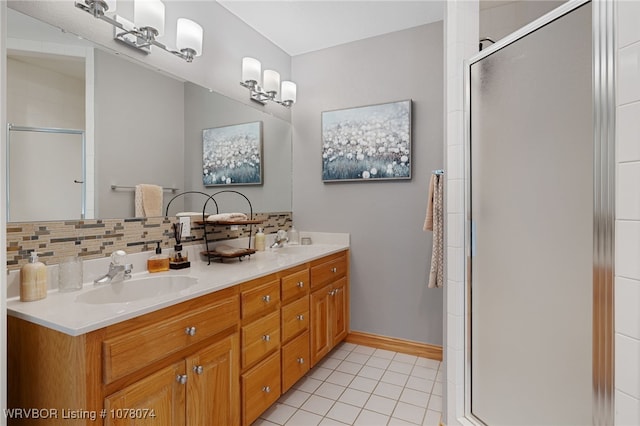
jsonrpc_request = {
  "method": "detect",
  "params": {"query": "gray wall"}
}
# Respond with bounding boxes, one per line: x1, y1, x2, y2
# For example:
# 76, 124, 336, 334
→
291, 22, 444, 345
94, 50, 184, 218
480, 0, 565, 42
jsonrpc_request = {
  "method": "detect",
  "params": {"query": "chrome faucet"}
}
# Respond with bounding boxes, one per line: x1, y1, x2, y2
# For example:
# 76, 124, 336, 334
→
270, 230, 289, 248
94, 250, 133, 284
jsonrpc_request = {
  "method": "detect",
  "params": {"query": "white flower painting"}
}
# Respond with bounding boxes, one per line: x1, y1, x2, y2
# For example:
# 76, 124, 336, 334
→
321, 100, 412, 182
203, 121, 263, 186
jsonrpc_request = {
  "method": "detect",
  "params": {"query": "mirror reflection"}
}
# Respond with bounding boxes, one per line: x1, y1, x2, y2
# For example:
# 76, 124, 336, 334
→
6, 8, 293, 222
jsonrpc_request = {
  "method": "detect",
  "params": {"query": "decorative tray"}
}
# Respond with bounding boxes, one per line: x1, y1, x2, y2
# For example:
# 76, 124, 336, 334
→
201, 248, 256, 262
194, 220, 263, 225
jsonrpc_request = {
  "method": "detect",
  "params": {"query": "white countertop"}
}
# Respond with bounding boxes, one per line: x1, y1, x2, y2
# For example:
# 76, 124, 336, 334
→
7, 232, 349, 337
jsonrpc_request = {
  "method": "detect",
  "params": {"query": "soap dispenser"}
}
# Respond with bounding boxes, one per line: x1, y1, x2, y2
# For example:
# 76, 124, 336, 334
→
20, 251, 47, 302
255, 228, 265, 251
288, 225, 300, 245
148, 242, 170, 273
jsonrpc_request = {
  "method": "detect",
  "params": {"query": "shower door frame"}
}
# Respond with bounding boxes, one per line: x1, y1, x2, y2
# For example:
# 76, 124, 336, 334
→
463, 0, 615, 424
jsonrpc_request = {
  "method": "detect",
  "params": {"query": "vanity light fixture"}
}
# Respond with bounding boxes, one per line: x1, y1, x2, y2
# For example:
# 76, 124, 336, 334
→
241, 57, 297, 107
74, 0, 203, 63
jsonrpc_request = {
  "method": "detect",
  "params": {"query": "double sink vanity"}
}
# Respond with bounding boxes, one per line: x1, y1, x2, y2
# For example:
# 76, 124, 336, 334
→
7, 234, 350, 426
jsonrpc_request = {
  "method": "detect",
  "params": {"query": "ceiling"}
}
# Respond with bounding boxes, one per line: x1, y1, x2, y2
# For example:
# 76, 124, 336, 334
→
217, 1, 446, 56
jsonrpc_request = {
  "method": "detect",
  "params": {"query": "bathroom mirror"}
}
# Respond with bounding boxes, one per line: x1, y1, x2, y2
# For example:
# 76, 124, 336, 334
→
5, 7, 293, 222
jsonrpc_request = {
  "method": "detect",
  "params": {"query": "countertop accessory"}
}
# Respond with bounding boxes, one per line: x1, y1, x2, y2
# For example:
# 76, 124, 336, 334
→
20, 251, 47, 302
301, 237, 312, 246
170, 222, 191, 269
58, 256, 83, 292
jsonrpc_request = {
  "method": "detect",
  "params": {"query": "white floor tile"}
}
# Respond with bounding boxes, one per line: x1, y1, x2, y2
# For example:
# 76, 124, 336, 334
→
352, 345, 376, 355
279, 389, 312, 408
366, 356, 392, 369
319, 418, 350, 426
308, 366, 334, 381
381, 370, 409, 387
315, 382, 346, 400
285, 410, 323, 426
422, 409, 442, 426
427, 395, 442, 412
294, 377, 323, 394
354, 409, 390, 425
252, 419, 279, 426
336, 360, 363, 375
326, 401, 362, 424
405, 376, 434, 393
301, 395, 335, 416
349, 376, 378, 393
415, 358, 441, 370
337, 342, 358, 352
389, 417, 418, 426
364, 394, 397, 416
329, 349, 351, 361
318, 357, 342, 370
345, 352, 370, 365
388, 360, 414, 375
260, 403, 297, 425
393, 402, 426, 425
373, 382, 404, 400
326, 371, 356, 387
373, 348, 397, 359
431, 382, 443, 397
399, 388, 429, 408
411, 366, 437, 380
393, 353, 418, 365
358, 365, 385, 381
339, 388, 371, 408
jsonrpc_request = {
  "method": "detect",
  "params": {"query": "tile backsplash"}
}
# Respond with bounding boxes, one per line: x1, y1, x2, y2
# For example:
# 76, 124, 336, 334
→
6, 212, 291, 271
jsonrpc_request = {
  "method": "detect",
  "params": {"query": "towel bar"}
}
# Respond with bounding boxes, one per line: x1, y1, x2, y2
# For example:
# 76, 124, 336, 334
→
110, 185, 179, 193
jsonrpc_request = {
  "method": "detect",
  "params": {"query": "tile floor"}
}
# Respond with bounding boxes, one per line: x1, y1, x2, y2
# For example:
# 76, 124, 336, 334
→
252, 342, 443, 426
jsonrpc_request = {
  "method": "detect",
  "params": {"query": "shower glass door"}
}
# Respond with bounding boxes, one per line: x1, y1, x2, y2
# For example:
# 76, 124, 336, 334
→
469, 3, 593, 424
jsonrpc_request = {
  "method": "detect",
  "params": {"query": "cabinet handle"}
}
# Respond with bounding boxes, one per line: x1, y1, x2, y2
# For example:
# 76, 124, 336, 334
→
262, 386, 271, 393
331, 267, 337, 273
296, 314, 305, 321
185, 326, 197, 336
297, 357, 305, 364
262, 295, 271, 303
328, 289, 336, 296
296, 281, 304, 288
176, 374, 188, 384
193, 365, 204, 375
262, 334, 271, 342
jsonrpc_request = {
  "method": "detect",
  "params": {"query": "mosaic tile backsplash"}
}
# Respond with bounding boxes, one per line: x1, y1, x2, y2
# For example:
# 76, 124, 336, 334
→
6, 212, 292, 271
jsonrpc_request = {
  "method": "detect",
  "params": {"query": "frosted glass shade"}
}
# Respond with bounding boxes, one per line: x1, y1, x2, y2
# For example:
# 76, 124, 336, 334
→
134, 0, 165, 36
281, 81, 297, 104
263, 70, 280, 94
242, 57, 261, 84
104, 0, 116, 12
176, 18, 203, 56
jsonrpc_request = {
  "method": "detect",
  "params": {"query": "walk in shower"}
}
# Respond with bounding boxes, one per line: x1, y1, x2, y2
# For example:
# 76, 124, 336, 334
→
467, 0, 614, 424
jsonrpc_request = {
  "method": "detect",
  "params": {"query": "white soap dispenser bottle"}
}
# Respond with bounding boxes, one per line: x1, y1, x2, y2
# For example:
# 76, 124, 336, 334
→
20, 251, 47, 302
255, 228, 265, 251
288, 225, 300, 245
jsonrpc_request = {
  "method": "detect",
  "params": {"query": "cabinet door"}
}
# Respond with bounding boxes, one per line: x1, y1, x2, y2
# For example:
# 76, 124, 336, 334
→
331, 277, 348, 346
310, 285, 331, 367
186, 334, 240, 426
104, 362, 186, 426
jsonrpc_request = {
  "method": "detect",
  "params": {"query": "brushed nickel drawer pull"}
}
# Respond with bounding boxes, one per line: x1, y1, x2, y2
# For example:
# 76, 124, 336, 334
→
296, 281, 304, 288
296, 314, 305, 321
262, 295, 271, 303
262, 386, 271, 393
331, 267, 337, 273
176, 374, 188, 384
185, 326, 197, 336
193, 365, 204, 375
262, 334, 271, 342
297, 357, 305, 364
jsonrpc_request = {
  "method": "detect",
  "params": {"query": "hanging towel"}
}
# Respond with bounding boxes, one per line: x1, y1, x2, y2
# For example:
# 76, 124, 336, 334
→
423, 174, 436, 231
134, 184, 163, 217
426, 174, 444, 288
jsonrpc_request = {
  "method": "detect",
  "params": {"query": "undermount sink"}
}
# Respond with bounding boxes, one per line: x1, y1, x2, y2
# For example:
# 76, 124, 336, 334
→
75, 275, 197, 305
269, 245, 314, 254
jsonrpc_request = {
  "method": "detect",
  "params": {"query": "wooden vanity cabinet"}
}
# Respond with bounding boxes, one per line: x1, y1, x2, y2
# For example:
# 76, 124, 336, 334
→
8, 250, 349, 426
310, 251, 350, 366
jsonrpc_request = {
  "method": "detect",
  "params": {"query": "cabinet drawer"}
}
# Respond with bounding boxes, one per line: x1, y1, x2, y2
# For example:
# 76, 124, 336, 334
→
242, 351, 281, 426
281, 268, 309, 304
310, 253, 347, 290
241, 279, 280, 319
242, 310, 280, 368
282, 331, 310, 393
281, 296, 309, 343
103, 295, 238, 384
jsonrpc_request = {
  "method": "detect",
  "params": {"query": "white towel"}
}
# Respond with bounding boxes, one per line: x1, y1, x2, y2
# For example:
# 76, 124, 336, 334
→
206, 212, 248, 222
134, 184, 163, 217
426, 174, 444, 288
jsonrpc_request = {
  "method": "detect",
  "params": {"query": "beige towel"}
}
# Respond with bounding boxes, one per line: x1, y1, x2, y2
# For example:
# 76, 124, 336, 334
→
206, 213, 248, 222
423, 174, 436, 231
427, 174, 444, 288
135, 184, 163, 217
